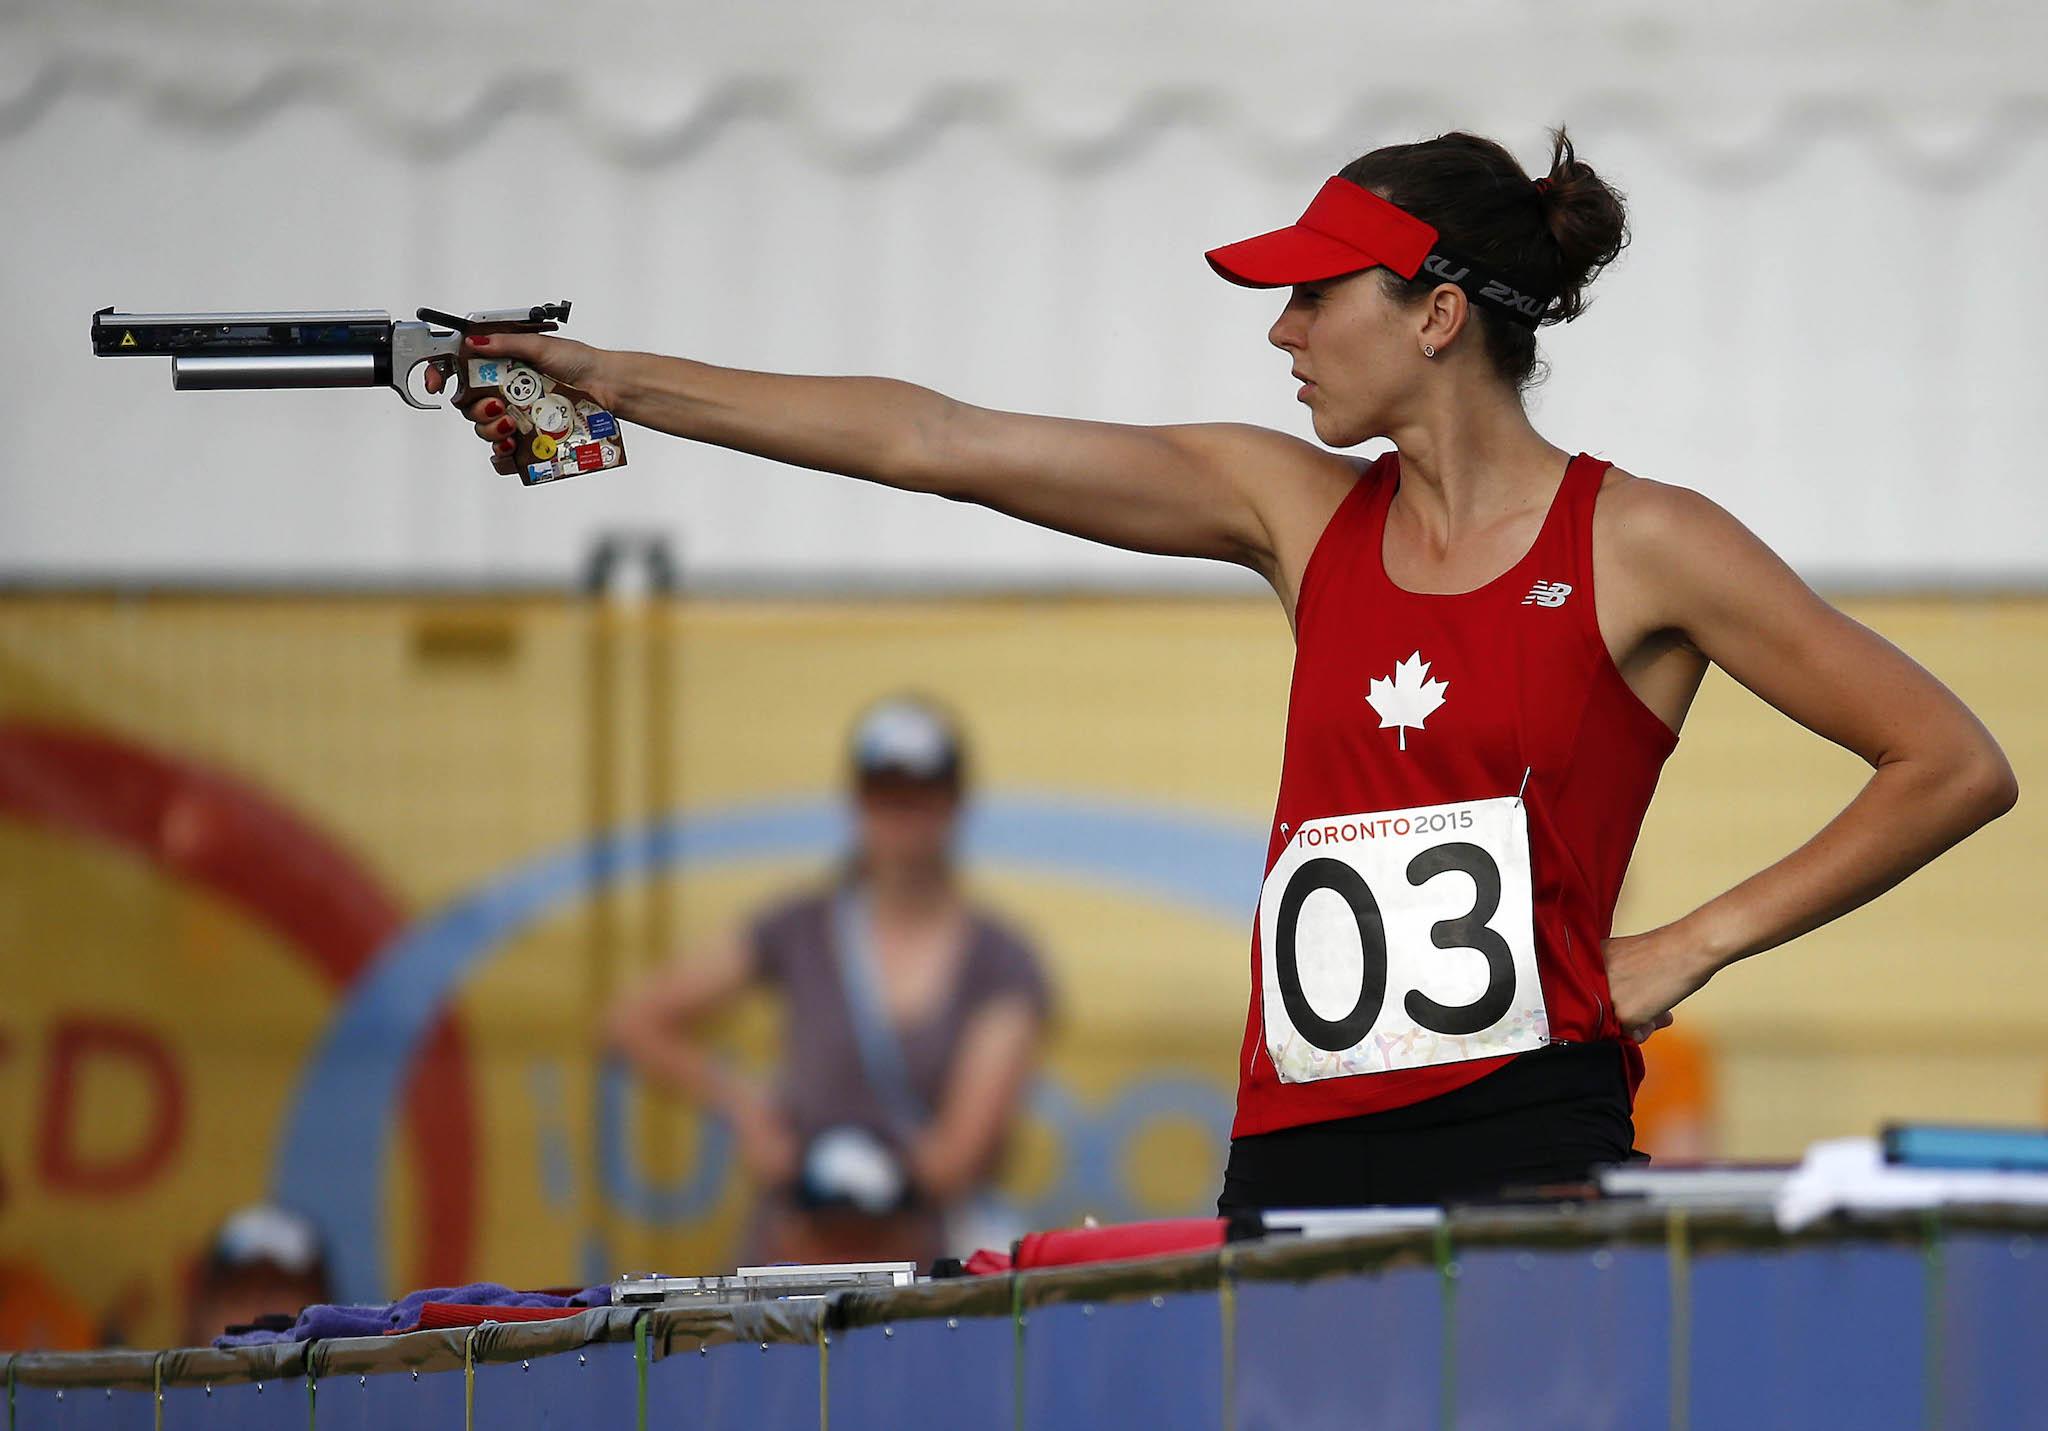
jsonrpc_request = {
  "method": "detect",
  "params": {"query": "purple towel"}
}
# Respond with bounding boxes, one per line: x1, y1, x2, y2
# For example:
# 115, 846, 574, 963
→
213, 1303, 384, 1348
212, 1282, 612, 1348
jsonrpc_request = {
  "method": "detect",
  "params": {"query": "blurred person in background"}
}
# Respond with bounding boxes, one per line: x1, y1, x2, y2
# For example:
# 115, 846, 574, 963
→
182, 1204, 331, 1347
446, 126, 2016, 1214
606, 695, 1052, 1267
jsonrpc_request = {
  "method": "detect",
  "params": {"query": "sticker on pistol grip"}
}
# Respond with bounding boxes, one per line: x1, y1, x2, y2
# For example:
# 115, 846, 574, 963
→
529, 393, 575, 439
501, 367, 543, 408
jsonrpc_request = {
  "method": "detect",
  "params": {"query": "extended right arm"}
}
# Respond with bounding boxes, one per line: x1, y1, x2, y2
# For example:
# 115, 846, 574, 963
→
439, 334, 1356, 607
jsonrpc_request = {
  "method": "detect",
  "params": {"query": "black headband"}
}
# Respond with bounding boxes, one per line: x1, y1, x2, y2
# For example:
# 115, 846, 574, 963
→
1417, 251, 1557, 329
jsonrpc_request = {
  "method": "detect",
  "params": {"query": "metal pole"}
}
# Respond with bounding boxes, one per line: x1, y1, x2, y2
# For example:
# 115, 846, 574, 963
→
581, 536, 625, 1285
642, 538, 680, 1274
579, 532, 682, 1284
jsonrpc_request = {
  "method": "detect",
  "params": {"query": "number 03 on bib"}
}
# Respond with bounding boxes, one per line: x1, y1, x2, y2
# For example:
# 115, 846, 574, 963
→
1259, 795, 1547, 1082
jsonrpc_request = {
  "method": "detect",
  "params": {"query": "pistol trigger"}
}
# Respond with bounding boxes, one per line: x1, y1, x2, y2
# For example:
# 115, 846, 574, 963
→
396, 357, 447, 411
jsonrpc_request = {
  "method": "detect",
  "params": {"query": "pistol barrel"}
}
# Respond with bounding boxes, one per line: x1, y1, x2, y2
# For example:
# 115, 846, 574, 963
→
173, 353, 385, 391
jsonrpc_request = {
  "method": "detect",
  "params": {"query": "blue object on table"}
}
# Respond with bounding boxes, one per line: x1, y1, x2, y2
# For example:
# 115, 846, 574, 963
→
1883, 1122, 2048, 1172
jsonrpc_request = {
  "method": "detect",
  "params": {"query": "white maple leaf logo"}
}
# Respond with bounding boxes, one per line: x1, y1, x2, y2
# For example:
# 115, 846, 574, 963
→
1366, 650, 1449, 750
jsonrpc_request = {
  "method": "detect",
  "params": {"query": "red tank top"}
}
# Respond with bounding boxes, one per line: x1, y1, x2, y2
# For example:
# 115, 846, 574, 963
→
1232, 449, 1678, 1139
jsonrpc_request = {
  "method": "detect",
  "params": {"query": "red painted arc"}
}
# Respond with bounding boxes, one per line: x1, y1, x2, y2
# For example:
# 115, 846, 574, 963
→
0, 722, 477, 1290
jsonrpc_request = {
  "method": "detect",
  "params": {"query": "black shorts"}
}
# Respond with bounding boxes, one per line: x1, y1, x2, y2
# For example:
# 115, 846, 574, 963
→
1216, 1040, 1640, 1215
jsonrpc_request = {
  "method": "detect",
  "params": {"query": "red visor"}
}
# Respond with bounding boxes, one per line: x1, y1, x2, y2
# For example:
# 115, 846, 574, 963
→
1205, 176, 1437, 288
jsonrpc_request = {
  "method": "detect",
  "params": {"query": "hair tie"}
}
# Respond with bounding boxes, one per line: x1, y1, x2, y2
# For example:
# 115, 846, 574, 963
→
1533, 175, 1553, 196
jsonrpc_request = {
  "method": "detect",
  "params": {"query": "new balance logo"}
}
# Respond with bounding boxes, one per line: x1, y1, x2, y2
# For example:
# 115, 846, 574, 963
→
1521, 580, 1572, 608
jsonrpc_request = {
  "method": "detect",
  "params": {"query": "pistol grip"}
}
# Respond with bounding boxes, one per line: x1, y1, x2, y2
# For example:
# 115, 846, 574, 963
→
461, 356, 627, 485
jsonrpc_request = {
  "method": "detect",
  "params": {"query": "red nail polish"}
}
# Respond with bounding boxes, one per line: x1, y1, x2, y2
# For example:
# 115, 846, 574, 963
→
469, 335, 492, 348
486, 401, 503, 417
497, 418, 514, 434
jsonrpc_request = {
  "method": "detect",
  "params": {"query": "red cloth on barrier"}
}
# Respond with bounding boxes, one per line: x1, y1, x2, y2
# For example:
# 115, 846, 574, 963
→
394, 1303, 587, 1333
962, 1248, 1013, 1276
1010, 1218, 1227, 1270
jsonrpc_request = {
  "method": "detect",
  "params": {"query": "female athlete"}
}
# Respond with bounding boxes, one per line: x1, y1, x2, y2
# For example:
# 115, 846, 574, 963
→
430, 129, 2018, 1212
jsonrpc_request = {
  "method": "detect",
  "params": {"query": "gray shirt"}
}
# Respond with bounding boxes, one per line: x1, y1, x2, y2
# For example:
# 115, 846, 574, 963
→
745, 880, 1054, 1160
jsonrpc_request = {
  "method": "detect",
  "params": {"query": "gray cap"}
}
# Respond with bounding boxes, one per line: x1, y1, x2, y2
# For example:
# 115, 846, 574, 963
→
205, 1204, 326, 1278
850, 695, 964, 785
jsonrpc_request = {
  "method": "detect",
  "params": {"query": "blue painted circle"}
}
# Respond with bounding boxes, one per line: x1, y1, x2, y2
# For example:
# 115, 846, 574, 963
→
274, 796, 1262, 1300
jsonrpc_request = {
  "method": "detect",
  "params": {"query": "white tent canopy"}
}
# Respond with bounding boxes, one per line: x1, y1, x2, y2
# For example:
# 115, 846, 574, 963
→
9, 0, 2045, 586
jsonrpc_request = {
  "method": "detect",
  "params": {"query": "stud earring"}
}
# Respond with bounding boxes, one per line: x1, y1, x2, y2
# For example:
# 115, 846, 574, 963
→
1422, 343, 1437, 358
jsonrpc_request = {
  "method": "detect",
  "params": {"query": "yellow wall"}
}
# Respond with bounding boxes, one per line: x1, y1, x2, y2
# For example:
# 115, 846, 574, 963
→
0, 591, 2040, 1347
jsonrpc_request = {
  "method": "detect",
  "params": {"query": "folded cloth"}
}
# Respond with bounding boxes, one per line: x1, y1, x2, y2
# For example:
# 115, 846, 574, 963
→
382, 1282, 610, 1334
398, 1302, 589, 1333
1011, 1217, 1228, 1270
215, 1303, 388, 1347
212, 1282, 611, 1348
961, 1248, 1013, 1276
1776, 1136, 2048, 1231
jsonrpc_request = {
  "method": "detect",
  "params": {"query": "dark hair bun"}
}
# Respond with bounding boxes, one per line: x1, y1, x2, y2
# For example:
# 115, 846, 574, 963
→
1337, 125, 1630, 389
1538, 126, 1629, 323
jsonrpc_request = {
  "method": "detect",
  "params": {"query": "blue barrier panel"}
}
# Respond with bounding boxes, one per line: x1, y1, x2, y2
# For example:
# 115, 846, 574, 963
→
312, 1367, 465, 1431
1021, 1292, 1222, 1431
1452, 1247, 1668, 1431
647, 1342, 818, 1431
162, 1379, 294, 1431
1691, 1243, 1926, 1429
472, 1340, 637, 1431
1940, 1232, 2048, 1431
1234, 1265, 1441, 1431
22, 1213, 2048, 1431
11, 1385, 155, 1431
825, 1318, 1014, 1431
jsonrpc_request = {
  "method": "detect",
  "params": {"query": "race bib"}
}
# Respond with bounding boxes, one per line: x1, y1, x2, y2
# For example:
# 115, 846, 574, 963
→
1258, 795, 1548, 1083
